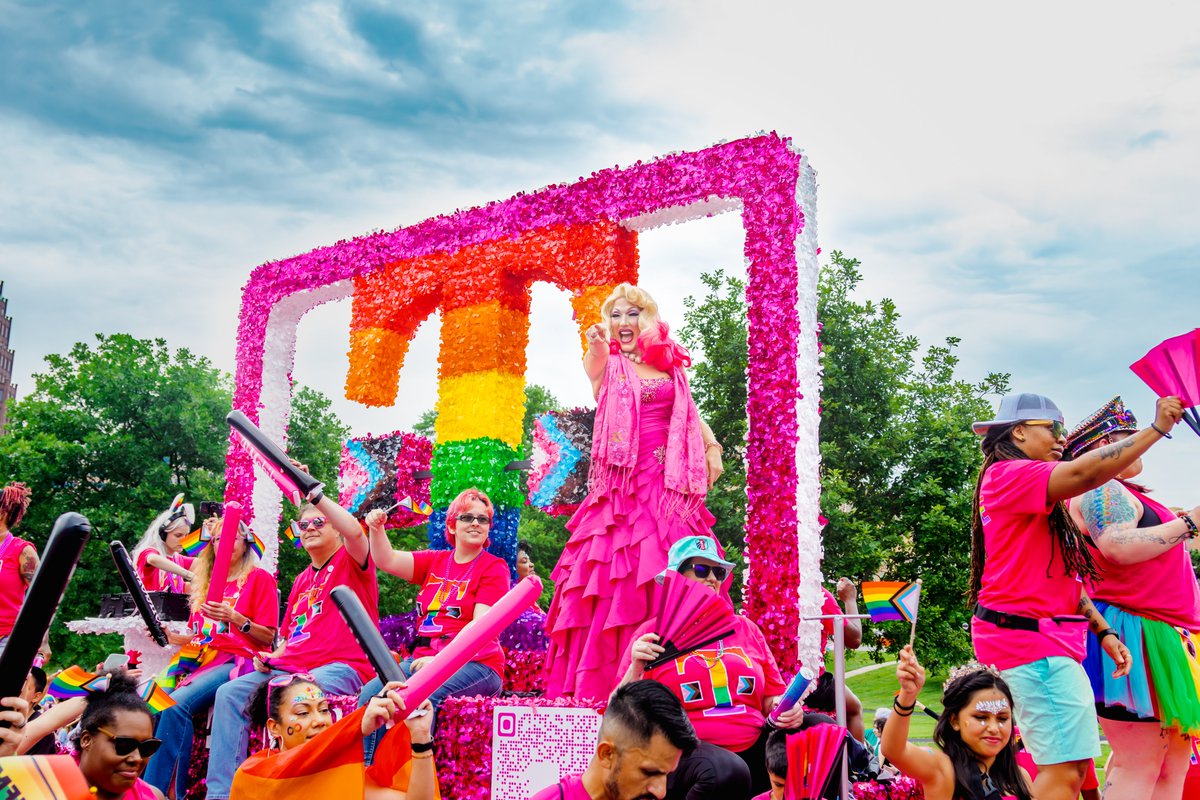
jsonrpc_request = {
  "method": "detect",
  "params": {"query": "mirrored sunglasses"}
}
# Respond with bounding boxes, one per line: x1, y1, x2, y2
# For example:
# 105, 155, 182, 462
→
1023, 419, 1068, 438
296, 516, 327, 531
685, 563, 729, 581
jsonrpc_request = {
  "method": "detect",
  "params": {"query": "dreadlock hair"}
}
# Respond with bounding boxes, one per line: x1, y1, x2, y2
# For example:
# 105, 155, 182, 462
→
0, 482, 32, 530
968, 423, 1100, 604
934, 666, 1032, 800
76, 670, 152, 745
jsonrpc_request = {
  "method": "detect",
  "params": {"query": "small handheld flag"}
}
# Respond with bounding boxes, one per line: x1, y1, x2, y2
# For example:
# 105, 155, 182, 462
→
47, 666, 110, 699
861, 580, 922, 645
140, 678, 176, 712
180, 527, 211, 557
398, 496, 433, 516
284, 521, 304, 549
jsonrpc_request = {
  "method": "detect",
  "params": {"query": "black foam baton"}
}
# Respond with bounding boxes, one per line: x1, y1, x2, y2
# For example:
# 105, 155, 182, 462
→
330, 585, 405, 685
226, 410, 324, 506
0, 512, 91, 723
109, 541, 170, 647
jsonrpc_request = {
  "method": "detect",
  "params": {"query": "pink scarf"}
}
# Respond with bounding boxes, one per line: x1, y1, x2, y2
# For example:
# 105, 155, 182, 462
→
590, 355, 708, 517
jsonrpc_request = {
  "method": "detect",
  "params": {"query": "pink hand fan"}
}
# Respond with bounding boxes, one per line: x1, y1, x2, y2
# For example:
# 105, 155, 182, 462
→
785, 723, 848, 800
646, 571, 736, 669
1130, 329, 1200, 436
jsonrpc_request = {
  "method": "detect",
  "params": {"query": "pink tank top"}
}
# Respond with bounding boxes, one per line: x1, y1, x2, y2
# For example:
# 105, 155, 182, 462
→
122, 778, 158, 799
0, 534, 33, 637
1084, 483, 1200, 630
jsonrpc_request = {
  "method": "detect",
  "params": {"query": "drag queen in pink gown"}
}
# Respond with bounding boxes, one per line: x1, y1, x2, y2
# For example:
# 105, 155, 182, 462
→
544, 283, 724, 701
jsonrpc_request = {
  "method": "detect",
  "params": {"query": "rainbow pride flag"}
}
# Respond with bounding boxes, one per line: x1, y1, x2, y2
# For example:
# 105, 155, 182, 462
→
180, 527, 211, 557
0, 755, 93, 800
46, 666, 109, 699
140, 678, 177, 712
242, 523, 266, 558
861, 581, 921, 624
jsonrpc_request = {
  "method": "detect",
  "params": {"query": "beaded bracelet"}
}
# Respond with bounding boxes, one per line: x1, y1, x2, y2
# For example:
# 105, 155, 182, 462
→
1179, 511, 1198, 539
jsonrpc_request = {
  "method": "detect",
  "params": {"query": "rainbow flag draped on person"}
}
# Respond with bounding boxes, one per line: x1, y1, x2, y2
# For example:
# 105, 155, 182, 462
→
0, 755, 93, 800
230, 706, 433, 799
861, 580, 921, 624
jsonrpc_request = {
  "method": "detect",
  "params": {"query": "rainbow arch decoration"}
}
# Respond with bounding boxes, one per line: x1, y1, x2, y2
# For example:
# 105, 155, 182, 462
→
226, 133, 823, 673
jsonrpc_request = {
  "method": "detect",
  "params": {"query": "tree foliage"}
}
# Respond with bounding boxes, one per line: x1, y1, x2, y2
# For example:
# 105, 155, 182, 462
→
0, 334, 350, 668
677, 256, 1009, 668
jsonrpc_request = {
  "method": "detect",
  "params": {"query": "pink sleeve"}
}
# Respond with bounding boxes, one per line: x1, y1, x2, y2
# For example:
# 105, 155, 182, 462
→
474, 558, 510, 608
411, 550, 434, 585
241, 569, 279, 629
821, 589, 840, 636
987, 460, 1057, 515
616, 620, 657, 682
179, 555, 196, 570
135, 549, 154, 586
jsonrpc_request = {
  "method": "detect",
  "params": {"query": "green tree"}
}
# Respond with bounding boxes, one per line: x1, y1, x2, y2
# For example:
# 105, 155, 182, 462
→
818, 252, 1009, 668
679, 270, 749, 597
0, 334, 351, 668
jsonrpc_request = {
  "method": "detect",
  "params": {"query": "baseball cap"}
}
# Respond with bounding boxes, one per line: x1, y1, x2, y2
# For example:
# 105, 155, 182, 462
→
666, 535, 735, 573
971, 393, 1065, 435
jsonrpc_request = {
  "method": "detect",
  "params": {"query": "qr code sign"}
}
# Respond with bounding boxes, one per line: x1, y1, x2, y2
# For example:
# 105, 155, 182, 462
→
491, 704, 602, 799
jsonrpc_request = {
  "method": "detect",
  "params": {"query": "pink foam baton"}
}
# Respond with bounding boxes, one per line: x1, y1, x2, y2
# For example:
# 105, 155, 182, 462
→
206, 502, 242, 605
227, 410, 324, 506
397, 575, 542, 709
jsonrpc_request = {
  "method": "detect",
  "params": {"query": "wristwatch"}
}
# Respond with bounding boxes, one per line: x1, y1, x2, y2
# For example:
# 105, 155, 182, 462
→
239, 617, 253, 634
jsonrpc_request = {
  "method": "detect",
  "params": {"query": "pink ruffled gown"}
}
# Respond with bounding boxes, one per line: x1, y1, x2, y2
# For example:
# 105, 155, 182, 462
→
544, 375, 717, 701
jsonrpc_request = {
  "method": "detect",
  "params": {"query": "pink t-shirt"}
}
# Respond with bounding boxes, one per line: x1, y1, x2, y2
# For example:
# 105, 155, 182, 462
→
136, 548, 195, 593
972, 459, 1088, 670
622, 615, 786, 752
280, 545, 378, 680
186, 567, 280, 670
819, 588, 841, 654
1084, 483, 1200, 631
411, 549, 509, 676
530, 774, 590, 800
0, 534, 33, 637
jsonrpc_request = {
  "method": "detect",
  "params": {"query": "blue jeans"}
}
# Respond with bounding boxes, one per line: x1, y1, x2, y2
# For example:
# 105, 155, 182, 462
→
358, 659, 501, 764
204, 662, 362, 799
144, 664, 230, 798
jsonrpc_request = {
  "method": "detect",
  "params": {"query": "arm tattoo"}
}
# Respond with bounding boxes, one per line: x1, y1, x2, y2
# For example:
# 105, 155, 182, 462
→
1078, 595, 1105, 634
1081, 482, 1137, 539
1095, 436, 1136, 461
19, 546, 39, 586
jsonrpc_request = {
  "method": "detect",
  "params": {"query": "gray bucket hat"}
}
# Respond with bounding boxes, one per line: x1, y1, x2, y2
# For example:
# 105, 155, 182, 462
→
971, 393, 1065, 435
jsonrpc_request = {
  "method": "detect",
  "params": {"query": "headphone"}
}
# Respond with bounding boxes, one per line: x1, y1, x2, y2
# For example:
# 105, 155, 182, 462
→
158, 494, 193, 541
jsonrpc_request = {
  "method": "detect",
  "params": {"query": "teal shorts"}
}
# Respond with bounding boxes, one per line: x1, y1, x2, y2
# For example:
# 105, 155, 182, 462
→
1001, 656, 1100, 765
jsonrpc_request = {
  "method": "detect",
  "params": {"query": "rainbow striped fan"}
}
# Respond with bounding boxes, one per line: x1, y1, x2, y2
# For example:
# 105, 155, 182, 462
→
646, 571, 736, 669
527, 408, 595, 516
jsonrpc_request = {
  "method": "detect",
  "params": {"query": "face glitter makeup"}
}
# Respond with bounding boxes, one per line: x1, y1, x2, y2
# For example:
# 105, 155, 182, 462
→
975, 699, 1009, 714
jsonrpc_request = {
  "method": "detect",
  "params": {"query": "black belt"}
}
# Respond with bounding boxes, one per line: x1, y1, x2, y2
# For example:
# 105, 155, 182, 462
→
973, 603, 1039, 632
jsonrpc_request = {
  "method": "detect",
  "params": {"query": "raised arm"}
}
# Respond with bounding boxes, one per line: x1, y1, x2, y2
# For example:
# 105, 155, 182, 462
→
835, 578, 863, 649
583, 323, 609, 398
145, 552, 195, 582
1046, 396, 1182, 503
365, 508, 415, 582
19, 696, 85, 754
290, 457, 371, 568
1071, 482, 1199, 565
880, 646, 953, 794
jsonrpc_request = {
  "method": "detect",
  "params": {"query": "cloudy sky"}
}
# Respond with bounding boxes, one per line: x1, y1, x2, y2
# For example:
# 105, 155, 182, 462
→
2, 1, 1198, 502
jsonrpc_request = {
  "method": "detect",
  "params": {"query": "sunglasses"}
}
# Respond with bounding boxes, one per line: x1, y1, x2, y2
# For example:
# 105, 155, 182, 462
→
295, 516, 327, 532
455, 514, 491, 526
1022, 419, 1068, 439
267, 672, 324, 706
94, 727, 162, 758
683, 563, 729, 582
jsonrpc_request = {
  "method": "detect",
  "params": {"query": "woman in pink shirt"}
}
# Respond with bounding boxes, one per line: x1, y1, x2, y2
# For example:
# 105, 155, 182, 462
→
144, 513, 279, 798
620, 535, 791, 799
75, 670, 165, 800
0, 482, 40, 653
1064, 396, 1200, 800
969, 392, 1182, 800
131, 494, 196, 593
